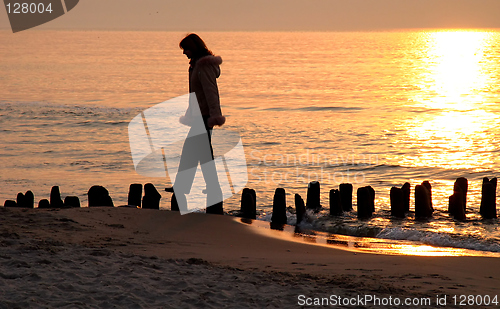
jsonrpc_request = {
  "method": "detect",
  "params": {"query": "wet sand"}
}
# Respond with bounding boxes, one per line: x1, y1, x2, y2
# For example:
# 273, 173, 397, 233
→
1, 206, 499, 308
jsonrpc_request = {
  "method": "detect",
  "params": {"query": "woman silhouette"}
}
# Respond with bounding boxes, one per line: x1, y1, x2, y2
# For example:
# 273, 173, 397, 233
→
173, 33, 225, 214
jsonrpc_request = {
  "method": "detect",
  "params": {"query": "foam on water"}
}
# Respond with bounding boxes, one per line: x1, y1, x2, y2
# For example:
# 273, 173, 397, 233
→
239, 217, 500, 257
252, 207, 500, 254
377, 227, 500, 253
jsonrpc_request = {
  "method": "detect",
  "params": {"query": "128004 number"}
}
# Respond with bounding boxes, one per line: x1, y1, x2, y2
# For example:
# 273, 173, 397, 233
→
6, 3, 53, 14
453, 295, 498, 306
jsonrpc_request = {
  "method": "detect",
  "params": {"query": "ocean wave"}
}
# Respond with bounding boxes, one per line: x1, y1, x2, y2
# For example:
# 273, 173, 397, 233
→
261, 106, 364, 112
0, 101, 138, 117
377, 227, 500, 253
297, 106, 364, 112
254, 209, 500, 254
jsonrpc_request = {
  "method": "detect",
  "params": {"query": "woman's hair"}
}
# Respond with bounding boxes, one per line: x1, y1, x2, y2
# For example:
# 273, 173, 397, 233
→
179, 33, 213, 59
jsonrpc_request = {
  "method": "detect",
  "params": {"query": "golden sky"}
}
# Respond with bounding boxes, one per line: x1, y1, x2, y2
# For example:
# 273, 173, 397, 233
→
1, 0, 500, 31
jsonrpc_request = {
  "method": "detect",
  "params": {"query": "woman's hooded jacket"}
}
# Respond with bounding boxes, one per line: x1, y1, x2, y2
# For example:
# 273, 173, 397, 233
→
187, 55, 225, 128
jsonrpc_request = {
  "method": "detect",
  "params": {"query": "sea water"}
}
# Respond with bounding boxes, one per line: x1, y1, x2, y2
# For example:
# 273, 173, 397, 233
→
1, 30, 500, 253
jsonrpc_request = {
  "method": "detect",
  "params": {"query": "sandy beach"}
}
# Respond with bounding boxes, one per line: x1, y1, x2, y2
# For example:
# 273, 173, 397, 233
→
3, 30, 500, 309
3, 1, 500, 307
0, 206, 498, 308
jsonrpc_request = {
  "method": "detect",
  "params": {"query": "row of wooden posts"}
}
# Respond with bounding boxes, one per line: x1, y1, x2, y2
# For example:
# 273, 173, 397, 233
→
4, 177, 497, 224
239, 177, 498, 223
3, 184, 163, 210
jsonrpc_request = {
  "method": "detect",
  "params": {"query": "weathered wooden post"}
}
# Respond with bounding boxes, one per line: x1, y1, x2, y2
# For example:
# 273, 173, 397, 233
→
339, 183, 353, 211
4, 200, 16, 207
415, 184, 433, 218
50, 186, 64, 208
17, 192, 33, 208
357, 186, 374, 219
142, 183, 161, 209
329, 189, 342, 216
24, 190, 34, 209
88, 185, 114, 207
128, 184, 142, 208
455, 177, 468, 212
367, 186, 375, 213
448, 187, 466, 221
64, 196, 81, 208
306, 181, 321, 211
38, 199, 50, 208
401, 182, 411, 212
240, 188, 256, 219
480, 177, 497, 219
295, 193, 306, 224
16, 192, 25, 208
206, 201, 224, 215
271, 188, 287, 225
390, 187, 405, 218
422, 181, 433, 211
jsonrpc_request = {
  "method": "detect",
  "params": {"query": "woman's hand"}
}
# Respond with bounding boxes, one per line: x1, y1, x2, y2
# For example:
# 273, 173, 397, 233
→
208, 115, 226, 128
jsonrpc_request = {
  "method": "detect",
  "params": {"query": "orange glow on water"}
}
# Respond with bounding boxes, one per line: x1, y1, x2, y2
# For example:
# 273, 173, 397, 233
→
403, 30, 499, 170
424, 31, 490, 109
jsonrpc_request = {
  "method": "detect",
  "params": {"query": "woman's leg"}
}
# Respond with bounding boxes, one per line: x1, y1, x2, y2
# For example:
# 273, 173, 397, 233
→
202, 119, 223, 214
173, 118, 223, 214
173, 125, 209, 211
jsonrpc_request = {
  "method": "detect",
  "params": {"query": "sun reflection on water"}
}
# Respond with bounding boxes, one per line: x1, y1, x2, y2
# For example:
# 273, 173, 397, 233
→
422, 31, 491, 109
403, 30, 499, 170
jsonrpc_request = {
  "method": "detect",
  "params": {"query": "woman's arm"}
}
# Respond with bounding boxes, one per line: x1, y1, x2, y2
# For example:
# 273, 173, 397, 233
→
199, 66, 225, 127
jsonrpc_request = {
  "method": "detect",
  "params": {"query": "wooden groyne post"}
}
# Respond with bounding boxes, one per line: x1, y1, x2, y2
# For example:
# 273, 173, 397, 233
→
271, 188, 287, 225
240, 188, 257, 219
128, 183, 142, 208
390, 186, 405, 218
306, 181, 321, 211
329, 189, 342, 216
339, 183, 353, 211
295, 193, 306, 224
480, 177, 497, 219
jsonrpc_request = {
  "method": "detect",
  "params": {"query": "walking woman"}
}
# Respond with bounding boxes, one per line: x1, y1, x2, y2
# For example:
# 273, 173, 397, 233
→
174, 33, 225, 214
